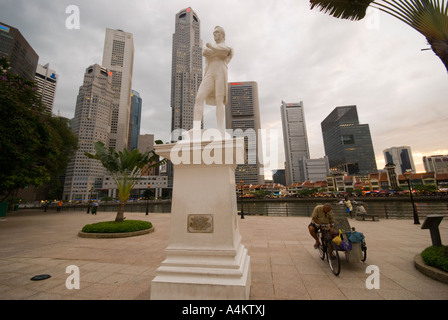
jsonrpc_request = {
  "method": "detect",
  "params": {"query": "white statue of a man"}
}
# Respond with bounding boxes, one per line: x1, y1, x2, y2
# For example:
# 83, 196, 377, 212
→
193, 26, 233, 135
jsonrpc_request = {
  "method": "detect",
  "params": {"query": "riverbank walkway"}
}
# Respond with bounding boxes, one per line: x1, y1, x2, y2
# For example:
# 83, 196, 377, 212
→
0, 209, 447, 300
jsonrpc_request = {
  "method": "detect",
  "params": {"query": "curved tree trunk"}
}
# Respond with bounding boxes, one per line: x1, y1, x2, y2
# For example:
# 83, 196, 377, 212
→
115, 202, 125, 222
427, 37, 448, 73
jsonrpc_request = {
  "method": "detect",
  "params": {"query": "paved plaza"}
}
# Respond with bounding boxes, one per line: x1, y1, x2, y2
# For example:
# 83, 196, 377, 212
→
0, 209, 447, 300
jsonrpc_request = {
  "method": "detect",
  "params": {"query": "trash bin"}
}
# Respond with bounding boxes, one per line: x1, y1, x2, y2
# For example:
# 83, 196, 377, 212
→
0, 202, 7, 218
14, 204, 19, 211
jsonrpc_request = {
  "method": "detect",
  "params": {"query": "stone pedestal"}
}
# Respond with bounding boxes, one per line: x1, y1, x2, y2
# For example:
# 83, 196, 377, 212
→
150, 135, 251, 300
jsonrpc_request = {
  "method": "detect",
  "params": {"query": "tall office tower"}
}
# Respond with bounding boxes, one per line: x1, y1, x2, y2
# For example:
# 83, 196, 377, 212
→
383, 146, 416, 175
102, 28, 134, 151
128, 90, 142, 150
62, 64, 114, 201
226, 81, 264, 185
423, 155, 448, 174
170, 7, 202, 141
321, 105, 377, 176
35, 63, 58, 113
0, 22, 38, 80
280, 101, 310, 185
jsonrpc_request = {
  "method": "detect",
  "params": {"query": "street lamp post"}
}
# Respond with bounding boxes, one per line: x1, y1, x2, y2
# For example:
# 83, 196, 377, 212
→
404, 170, 420, 225
146, 184, 150, 216
240, 180, 245, 219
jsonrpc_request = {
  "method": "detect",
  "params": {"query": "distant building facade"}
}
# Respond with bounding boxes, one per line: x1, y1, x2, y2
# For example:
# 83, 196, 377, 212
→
280, 101, 310, 184
321, 105, 377, 177
128, 90, 142, 150
102, 28, 134, 151
226, 81, 264, 185
63, 64, 114, 201
0, 22, 38, 80
272, 169, 286, 186
423, 155, 448, 174
35, 63, 58, 113
383, 146, 416, 175
170, 7, 202, 141
300, 156, 330, 183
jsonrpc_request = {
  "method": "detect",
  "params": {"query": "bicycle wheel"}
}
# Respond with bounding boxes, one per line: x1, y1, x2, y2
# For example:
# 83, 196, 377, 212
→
318, 238, 325, 260
327, 243, 340, 276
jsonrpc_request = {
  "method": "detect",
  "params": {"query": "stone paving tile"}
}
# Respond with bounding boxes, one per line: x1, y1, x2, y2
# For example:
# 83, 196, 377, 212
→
0, 210, 447, 300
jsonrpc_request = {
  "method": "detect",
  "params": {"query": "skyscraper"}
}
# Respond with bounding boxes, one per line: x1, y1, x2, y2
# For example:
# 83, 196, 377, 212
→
321, 105, 377, 176
383, 146, 416, 175
102, 28, 134, 151
128, 90, 142, 151
226, 81, 264, 185
35, 63, 58, 113
0, 22, 38, 80
170, 7, 202, 141
280, 101, 310, 184
63, 64, 114, 201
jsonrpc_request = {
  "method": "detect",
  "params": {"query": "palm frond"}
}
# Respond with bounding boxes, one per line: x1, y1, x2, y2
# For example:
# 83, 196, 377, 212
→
310, 0, 375, 20
372, 0, 448, 40
310, 1, 448, 40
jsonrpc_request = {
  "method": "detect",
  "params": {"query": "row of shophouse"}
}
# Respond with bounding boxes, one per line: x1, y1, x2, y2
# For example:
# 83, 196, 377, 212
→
237, 171, 448, 197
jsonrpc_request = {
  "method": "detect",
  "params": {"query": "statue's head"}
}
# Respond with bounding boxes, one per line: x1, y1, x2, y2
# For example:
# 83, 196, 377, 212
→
213, 26, 225, 41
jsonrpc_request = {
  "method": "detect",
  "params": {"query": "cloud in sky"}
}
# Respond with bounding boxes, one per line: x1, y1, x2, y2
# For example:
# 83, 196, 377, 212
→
1, 0, 447, 174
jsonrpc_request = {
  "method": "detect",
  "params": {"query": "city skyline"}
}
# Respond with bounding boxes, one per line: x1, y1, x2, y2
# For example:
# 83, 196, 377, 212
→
1, 1, 447, 174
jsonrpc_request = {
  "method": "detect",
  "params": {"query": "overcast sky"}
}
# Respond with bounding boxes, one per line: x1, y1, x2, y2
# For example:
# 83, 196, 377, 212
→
2, 0, 447, 175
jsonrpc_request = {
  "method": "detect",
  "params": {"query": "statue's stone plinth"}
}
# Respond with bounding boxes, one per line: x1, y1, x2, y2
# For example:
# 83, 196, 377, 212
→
150, 136, 251, 300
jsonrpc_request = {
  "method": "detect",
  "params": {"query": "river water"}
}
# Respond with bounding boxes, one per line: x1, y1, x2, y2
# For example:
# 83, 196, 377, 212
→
75, 197, 448, 220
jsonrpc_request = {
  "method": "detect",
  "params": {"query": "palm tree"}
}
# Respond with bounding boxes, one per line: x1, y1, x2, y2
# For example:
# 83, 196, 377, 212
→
309, 0, 448, 72
85, 141, 165, 222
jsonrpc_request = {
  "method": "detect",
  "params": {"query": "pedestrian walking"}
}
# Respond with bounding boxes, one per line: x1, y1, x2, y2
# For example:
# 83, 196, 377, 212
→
92, 201, 99, 215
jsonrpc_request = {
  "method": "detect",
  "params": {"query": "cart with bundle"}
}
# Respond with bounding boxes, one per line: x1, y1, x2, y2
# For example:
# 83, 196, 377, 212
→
316, 218, 367, 276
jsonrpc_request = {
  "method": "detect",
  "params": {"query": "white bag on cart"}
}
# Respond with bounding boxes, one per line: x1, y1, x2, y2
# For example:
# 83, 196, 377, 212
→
345, 231, 364, 263
346, 242, 362, 263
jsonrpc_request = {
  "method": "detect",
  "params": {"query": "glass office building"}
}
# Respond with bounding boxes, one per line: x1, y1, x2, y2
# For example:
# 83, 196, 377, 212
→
321, 105, 377, 176
128, 90, 142, 151
0, 22, 38, 80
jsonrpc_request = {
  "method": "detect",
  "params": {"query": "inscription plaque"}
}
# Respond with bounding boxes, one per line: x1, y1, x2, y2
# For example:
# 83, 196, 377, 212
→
188, 214, 213, 233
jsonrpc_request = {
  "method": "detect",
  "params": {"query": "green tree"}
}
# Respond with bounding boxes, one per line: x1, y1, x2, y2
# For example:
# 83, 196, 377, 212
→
0, 58, 77, 202
85, 141, 165, 222
298, 188, 319, 196
309, 0, 448, 72
45, 116, 79, 199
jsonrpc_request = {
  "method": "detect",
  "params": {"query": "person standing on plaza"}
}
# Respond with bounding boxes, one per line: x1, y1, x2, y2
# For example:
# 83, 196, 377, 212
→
344, 196, 353, 218
92, 201, 99, 215
57, 200, 62, 212
308, 203, 335, 249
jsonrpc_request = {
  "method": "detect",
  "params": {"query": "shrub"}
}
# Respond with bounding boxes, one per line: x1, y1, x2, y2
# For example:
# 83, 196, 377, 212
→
421, 245, 448, 273
81, 220, 152, 234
